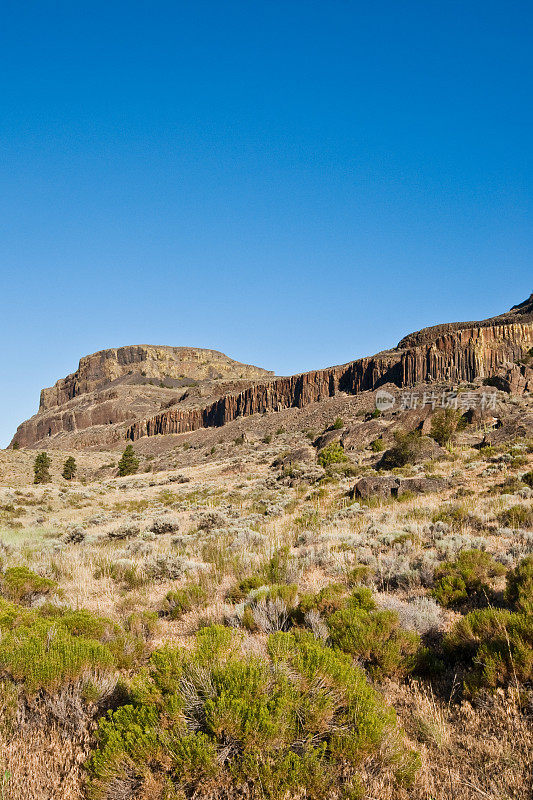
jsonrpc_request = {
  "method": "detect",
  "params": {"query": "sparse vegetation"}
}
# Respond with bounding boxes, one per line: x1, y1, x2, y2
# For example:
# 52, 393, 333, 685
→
0, 369, 532, 799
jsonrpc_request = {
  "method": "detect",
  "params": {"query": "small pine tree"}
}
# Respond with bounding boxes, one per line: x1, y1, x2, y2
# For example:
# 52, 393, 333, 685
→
33, 452, 51, 484
118, 444, 139, 477
62, 456, 77, 480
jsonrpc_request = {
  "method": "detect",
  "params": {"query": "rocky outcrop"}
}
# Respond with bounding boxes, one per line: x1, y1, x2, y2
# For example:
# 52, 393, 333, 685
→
351, 475, 448, 500
484, 362, 533, 394
127, 298, 533, 442
10, 295, 533, 449
39, 345, 274, 411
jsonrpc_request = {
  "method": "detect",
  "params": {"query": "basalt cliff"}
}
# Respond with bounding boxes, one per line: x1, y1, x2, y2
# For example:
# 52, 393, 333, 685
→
10, 296, 533, 449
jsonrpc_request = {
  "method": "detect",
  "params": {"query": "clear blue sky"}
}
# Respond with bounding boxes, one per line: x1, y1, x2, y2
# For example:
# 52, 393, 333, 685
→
1, 1, 531, 447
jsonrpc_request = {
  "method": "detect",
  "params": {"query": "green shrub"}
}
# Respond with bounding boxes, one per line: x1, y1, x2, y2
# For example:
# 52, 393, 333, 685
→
41, 605, 143, 668
370, 438, 385, 452
379, 430, 423, 470
429, 409, 463, 446
261, 545, 295, 585
87, 626, 418, 799
164, 581, 209, 619
346, 562, 373, 586
0, 619, 114, 694
331, 417, 344, 430
33, 452, 51, 484
444, 608, 533, 694
0, 598, 144, 694
522, 470, 533, 488
431, 502, 481, 531
505, 556, 533, 613
497, 504, 533, 529
296, 583, 347, 619
0, 566, 57, 604
317, 442, 347, 468
432, 549, 505, 608
117, 444, 139, 477
227, 574, 265, 602
0, 599, 123, 694
328, 591, 420, 679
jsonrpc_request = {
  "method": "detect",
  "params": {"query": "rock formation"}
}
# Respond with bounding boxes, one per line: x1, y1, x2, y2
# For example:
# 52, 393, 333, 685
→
10, 295, 533, 449
125, 294, 533, 442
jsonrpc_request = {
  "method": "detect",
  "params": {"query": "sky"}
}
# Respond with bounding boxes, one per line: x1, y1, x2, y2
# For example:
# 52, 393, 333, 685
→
0, 1, 532, 447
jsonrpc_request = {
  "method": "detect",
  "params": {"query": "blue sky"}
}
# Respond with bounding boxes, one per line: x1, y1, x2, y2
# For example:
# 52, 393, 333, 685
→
1, 1, 531, 447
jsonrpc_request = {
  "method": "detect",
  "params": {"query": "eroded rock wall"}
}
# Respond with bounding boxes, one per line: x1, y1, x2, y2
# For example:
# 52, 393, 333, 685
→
126, 319, 533, 441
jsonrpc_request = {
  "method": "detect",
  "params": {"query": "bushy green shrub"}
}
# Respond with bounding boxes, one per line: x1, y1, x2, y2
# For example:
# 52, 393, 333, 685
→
0, 618, 114, 694
41, 605, 144, 668
431, 502, 473, 530
522, 470, 533, 488
346, 562, 373, 586
497, 504, 533, 529
379, 430, 423, 470
429, 409, 463, 446
261, 545, 296, 585
505, 555, 533, 613
227, 574, 265, 602
331, 417, 344, 430
328, 590, 420, 679
432, 549, 505, 608
0, 598, 143, 694
297, 583, 347, 618
87, 626, 418, 799
444, 608, 533, 694
0, 566, 57, 604
318, 442, 348, 468
164, 581, 209, 619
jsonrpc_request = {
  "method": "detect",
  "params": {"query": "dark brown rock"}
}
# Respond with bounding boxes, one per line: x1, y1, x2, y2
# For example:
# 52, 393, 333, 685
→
399, 476, 448, 494
484, 363, 533, 394
352, 476, 401, 499
313, 430, 343, 450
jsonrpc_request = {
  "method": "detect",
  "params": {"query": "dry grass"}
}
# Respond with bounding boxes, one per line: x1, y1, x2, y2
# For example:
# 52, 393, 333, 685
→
0, 391, 531, 799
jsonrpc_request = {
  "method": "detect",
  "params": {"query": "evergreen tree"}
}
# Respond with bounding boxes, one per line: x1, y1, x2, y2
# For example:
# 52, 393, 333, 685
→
117, 444, 139, 476
33, 452, 51, 484
62, 456, 77, 480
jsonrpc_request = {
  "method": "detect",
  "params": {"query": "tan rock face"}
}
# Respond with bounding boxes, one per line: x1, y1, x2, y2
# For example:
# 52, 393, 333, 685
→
10, 296, 533, 449
39, 345, 274, 410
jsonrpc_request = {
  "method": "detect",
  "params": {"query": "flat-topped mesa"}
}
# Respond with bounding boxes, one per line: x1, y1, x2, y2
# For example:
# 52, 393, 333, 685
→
10, 294, 533, 449
39, 345, 274, 410
127, 296, 533, 442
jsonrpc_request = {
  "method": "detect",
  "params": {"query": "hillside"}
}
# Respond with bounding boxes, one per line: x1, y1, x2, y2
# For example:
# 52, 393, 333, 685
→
0, 295, 531, 800
10, 295, 533, 451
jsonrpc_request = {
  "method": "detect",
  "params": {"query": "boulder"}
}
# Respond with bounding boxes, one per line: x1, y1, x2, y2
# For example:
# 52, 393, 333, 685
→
351, 476, 401, 499
399, 477, 448, 494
